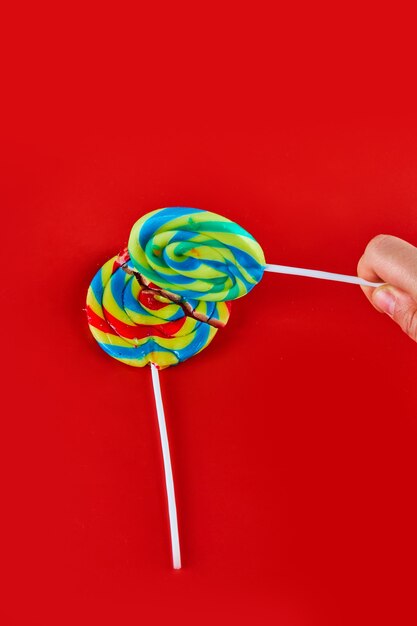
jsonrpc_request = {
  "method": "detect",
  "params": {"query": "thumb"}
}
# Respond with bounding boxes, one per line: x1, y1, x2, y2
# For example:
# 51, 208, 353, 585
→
372, 285, 417, 342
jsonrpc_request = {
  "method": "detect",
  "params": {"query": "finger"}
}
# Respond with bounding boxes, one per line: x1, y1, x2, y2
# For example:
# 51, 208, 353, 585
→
357, 234, 417, 301
372, 285, 417, 342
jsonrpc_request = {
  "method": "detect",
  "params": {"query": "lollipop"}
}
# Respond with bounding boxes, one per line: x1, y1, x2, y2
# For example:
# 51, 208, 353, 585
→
127, 206, 382, 294
87, 206, 384, 569
86, 247, 231, 568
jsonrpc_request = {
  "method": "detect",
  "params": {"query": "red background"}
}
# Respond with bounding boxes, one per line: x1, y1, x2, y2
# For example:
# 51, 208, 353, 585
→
1, 4, 417, 625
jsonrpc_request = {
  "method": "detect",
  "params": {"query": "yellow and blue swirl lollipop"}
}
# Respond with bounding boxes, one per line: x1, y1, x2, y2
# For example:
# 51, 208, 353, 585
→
128, 207, 265, 302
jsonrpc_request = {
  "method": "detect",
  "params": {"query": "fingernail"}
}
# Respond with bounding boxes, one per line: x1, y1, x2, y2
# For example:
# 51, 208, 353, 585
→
373, 288, 396, 317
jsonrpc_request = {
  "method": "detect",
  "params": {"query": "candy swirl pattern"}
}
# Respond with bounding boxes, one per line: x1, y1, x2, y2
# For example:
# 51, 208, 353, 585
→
128, 207, 265, 302
86, 250, 231, 369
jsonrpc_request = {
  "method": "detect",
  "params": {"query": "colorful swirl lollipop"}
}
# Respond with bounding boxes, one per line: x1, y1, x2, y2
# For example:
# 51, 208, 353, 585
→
128, 207, 266, 301
86, 246, 231, 569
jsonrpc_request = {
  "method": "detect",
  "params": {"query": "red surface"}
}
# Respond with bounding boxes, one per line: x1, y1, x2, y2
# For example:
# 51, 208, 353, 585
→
1, 5, 417, 625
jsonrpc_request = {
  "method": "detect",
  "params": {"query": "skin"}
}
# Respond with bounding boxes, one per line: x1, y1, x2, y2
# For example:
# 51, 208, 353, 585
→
358, 235, 417, 342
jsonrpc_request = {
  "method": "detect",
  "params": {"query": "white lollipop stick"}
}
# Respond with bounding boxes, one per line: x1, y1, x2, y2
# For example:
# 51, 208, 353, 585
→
264, 264, 384, 288
150, 362, 181, 570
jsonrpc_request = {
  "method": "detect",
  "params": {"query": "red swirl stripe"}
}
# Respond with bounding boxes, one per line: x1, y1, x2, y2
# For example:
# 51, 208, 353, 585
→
86, 304, 187, 339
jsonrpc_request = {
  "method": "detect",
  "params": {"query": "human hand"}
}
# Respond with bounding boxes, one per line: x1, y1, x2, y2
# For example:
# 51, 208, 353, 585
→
358, 235, 417, 342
